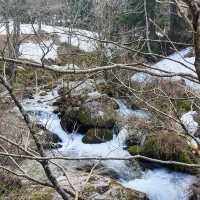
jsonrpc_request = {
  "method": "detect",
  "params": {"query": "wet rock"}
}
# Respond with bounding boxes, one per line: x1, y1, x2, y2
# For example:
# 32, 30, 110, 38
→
60, 95, 117, 133
60, 107, 86, 133
40, 130, 62, 149
23, 90, 34, 99
39, 91, 48, 96
129, 131, 199, 173
82, 128, 113, 144
190, 178, 200, 200
96, 81, 130, 97
126, 127, 148, 146
94, 181, 148, 200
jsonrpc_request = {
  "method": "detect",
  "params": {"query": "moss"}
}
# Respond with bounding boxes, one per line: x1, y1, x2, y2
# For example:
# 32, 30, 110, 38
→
78, 106, 115, 129
141, 133, 195, 163
82, 128, 113, 144
78, 107, 91, 125
0, 174, 22, 199
57, 43, 101, 67
31, 188, 55, 200
15, 68, 55, 87
128, 146, 143, 155
176, 100, 191, 112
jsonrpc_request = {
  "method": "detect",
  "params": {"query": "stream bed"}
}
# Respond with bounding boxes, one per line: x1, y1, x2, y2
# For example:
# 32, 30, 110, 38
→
21, 89, 195, 200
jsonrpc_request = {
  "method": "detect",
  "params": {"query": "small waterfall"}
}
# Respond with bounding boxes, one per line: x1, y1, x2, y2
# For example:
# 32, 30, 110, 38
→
115, 99, 150, 119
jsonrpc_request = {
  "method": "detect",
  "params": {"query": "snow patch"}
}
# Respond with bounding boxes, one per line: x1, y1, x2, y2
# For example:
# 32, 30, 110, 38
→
131, 48, 200, 89
181, 111, 198, 136
19, 41, 58, 63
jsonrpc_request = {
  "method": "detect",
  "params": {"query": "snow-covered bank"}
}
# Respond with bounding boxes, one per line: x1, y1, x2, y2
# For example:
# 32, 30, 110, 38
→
19, 41, 58, 63
181, 111, 199, 136
0, 23, 97, 53
131, 48, 200, 89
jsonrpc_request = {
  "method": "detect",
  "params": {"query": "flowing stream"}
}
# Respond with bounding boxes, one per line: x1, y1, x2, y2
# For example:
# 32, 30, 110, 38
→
22, 90, 195, 200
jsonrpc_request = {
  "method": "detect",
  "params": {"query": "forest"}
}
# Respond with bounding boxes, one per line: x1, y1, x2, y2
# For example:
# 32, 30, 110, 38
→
0, 0, 200, 199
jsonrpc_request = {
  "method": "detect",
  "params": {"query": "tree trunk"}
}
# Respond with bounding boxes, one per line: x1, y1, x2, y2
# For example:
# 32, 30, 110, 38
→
7, 19, 20, 84
193, 15, 200, 81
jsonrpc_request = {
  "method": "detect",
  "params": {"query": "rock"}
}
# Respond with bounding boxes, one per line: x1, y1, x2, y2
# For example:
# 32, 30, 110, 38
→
129, 131, 198, 173
128, 145, 143, 155
39, 91, 48, 96
126, 127, 148, 146
23, 90, 34, 99
190, 178, 200, 200
82, 128, 113, 144
96, 81, 130, 97
60, 95, 117, 133
0, 171, 22, 199
78, 96, 117, 129
40, 130, 62, 149
94, 181, 148, 200
19, 160, 147, 200
60, 107, 86, 133
79, 106, 115, 129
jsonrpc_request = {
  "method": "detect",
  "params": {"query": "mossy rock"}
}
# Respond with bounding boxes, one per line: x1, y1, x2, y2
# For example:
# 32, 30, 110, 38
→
96, 81, 130, 98
0, 173, 22, 198
57, 43, 101, 67
128, 146, 143, 155
79, 107, 115, 129
82, 128, 113, 144
79, 96, 117, 129
176, 100, 192, 112
130, 132, 198, 173
60, 95, 117, 133
142, 133, 194, 162
31, 188, 55, 200
60, 108, 86, 133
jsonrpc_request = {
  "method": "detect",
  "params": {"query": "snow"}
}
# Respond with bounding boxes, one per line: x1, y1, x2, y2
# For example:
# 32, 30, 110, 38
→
131, 48, 200, 89
0, 23, 97, 53
49, 64, 79, 71
19, 41, 58, 63
181, 111, 199, 136
87, 91, 102, 99
40, 25, 97, 52
122, 169, 194, 200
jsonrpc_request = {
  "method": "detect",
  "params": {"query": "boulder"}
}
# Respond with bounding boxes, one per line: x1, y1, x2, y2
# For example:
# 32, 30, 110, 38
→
87, 181, 148, 200
96, 81, 130, 97
39, 91, 48, 96
82, 128, 113, 144
126, 127, 148, 146
128, 131, 198, 173
40, 130, 62, 149
60, 95, 117, 133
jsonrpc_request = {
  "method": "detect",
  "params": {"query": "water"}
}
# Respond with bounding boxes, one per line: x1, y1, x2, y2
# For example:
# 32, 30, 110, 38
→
22, 91, 195, 200
115, 99, 150, 119
122, 169, 194, 200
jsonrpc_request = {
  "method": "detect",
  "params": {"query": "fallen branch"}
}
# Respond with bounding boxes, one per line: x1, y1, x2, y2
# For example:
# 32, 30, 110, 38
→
0, 152, 199, 168
0, 57, 198, 83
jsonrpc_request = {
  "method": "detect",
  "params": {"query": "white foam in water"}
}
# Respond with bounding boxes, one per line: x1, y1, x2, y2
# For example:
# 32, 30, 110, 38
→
115, 99, 150, 119
122, 169, 194, 200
